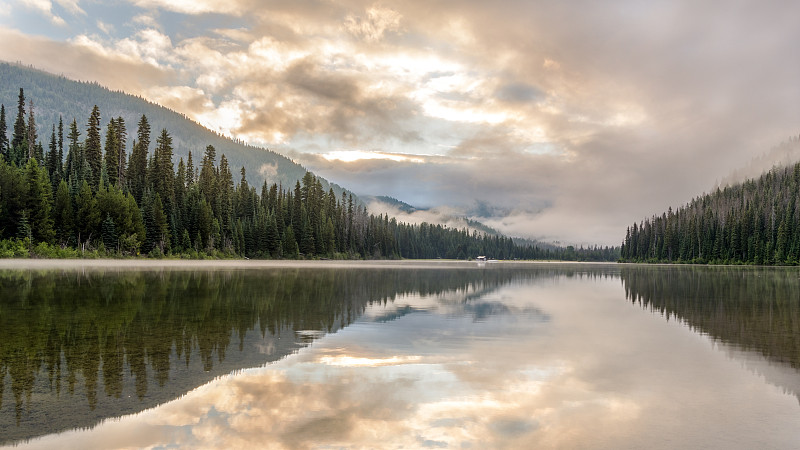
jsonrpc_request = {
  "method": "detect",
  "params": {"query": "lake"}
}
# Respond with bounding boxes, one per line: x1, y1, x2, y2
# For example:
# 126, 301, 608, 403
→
1, 260, 800, 449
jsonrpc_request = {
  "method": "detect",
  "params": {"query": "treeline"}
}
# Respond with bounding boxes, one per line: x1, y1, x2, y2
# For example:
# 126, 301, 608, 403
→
0, 88, 616, 260
621, 159, 800, 264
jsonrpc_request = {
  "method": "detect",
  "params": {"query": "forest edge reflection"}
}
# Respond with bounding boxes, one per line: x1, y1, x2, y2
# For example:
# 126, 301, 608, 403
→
1, 260, 589, 444
2, 261, 800, 446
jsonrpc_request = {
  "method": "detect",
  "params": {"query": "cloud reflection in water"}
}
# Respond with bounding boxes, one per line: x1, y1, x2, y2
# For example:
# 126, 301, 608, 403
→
13, 273, 800, 449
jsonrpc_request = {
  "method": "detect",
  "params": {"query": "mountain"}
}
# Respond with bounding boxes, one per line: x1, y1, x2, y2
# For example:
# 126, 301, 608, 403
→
363, 195, 587, 254
0, 61, 343, 193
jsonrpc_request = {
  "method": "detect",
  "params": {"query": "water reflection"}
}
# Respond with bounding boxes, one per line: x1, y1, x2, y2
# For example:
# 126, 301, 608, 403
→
620, 264, 800, 405
4, 263, 800, 449
0, 263, 561, 445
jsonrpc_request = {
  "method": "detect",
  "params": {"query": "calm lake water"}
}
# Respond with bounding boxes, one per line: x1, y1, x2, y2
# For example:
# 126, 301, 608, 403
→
1, 261, 800, 449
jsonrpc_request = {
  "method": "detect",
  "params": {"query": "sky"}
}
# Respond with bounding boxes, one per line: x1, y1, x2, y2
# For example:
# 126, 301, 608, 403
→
1, 0, 799, 246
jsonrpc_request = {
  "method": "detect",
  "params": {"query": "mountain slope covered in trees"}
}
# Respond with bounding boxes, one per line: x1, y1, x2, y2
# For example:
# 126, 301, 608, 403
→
0, 93, 623, 260
621, 152, 800, 265
0, 62, 317, 190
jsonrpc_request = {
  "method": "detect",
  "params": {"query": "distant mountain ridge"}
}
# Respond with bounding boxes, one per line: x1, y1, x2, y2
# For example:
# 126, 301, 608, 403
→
364, 195, 562, 250
0, 61, 344, 194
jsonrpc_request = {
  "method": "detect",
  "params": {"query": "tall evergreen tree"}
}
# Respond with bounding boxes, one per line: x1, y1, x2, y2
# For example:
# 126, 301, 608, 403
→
152, 128, 174, 211
75, 180, 100, 247
46, 125, 60, 191
65, 119, 83, 184
127, 115, 150, 203
0, 156, 26, 238
27, 99, 37, 161
11, 88, 26, 166
217, 154, 233, 237
0, 104, 8, 160
104, 118, 119, 188
53, 179, 74, 245
186, 151, 195, 186
116, 116, 127, 188
85, 105, 102, 189
24, 158, 54, 243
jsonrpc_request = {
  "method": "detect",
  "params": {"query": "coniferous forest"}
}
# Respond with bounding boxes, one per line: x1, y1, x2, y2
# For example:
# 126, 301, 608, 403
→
0, 88, 618, 261
620, 151, 800, 265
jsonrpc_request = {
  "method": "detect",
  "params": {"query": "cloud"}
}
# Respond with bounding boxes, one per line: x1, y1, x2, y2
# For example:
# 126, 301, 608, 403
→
5, 0, 800, 245
0, 28, 170, 92
344, 5, 403, 42
20, 0, 66, 25
128, 0, 248, 16
258, 162, 278, 182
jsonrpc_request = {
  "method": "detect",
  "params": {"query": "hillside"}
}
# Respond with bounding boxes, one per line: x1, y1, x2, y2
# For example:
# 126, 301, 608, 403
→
0, 62, 340, 192
621, 160, 800, 264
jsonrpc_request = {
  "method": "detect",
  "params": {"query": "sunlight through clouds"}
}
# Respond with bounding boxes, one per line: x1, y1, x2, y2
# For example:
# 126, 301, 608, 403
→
323, 150, 424, 163
2, 0, 800, 245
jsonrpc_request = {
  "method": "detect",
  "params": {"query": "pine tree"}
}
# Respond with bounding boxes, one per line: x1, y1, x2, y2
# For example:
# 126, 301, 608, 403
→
46, 125, 60, 192
127, 115, 150, 203
116, 116, 127, 188
65, 119, 83, 184
11, 88, 26, 166
24, 158, 55, 243
57, 116, 64, 176
27, 99, 37, 161
217, 154, 233, 236
75, 180, 100, 248
186, 150, 195, 186
53, 180, 74, 245
150, 193, 169, 254
199, 145, 217, 212
0, 156, 26, 238
85, 105, 102, 189
0, 104, 8, 160
101, 214, 117, 252
104, 118, 119, 188
153, 129, 174, 209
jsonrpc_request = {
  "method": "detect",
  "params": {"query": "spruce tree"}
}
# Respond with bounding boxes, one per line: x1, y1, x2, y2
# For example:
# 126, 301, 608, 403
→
27, 99, 37, 161
11, 88, 26, 166
116, 116, 127, 188
65, 119, 83, 184
85, 105, 102, 189
0, 156, 26, 238
25, 158, 55, 243
127, 115, 150, 203
0, 104, 8, 160
57, 117, 63, 166
153, 128, 174, 208
75, 180, 100, 247
101, 214, 117, 252
104, 118, 119, 188
46, 125, 60, 192
53, 179, 74, 245
217, 154, 233, 236
186, 151, 195, 186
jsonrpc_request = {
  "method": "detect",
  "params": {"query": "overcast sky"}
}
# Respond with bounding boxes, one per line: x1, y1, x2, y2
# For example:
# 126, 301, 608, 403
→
2, 1, 799, 245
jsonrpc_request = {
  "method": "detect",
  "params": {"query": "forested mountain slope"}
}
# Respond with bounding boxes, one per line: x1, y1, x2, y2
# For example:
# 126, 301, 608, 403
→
0, 62, 320, 190
621, 156, 800, 265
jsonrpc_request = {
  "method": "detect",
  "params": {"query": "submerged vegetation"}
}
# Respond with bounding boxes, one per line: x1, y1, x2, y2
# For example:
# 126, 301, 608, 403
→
0, 88, 617, 261
621, 152, 800, 265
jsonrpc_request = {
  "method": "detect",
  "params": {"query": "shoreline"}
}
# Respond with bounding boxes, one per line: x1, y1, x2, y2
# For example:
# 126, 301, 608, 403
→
0, 258, 620, 271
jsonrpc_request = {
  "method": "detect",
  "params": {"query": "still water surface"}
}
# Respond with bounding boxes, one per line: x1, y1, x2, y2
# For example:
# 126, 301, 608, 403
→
1, 261, 800, 448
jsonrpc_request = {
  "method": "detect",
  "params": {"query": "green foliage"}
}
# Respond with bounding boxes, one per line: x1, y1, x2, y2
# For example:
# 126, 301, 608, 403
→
0, 89, 617, 261
621, 159, 800, 265
85, 105, 102, 189
24, 157, 54, 243
0, 62, 320, 191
